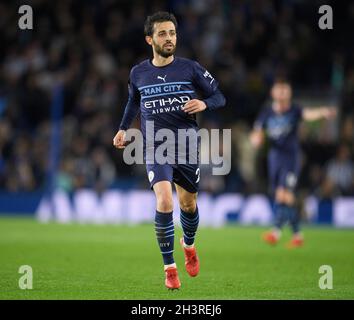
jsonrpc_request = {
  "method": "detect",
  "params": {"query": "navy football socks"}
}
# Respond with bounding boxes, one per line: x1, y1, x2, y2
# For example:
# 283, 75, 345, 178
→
180, 206, 199, 246
274, 203, 288, 230
274, 202, 300, 234
288, 206, 300, 234
155, 211, 175, 265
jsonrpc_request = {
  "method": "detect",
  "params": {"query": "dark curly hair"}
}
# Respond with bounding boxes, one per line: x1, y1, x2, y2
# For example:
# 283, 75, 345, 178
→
144, 11, 178, 36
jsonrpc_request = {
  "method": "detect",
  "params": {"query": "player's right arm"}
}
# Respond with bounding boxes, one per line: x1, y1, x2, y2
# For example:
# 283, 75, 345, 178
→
113, 69, 140, 149
113, 130, 127, 149
250, 108, 267, 148
250, 128, 265, 148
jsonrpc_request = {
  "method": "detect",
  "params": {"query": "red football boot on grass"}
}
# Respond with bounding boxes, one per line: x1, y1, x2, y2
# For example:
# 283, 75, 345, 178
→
165, 267, 181, 290
286, 235, 304, 249
262, 230, 280, 245
180, 238, 200, 277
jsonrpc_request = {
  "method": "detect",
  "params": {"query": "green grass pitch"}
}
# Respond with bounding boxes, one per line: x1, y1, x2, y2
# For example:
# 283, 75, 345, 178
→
0, 216, 353, 299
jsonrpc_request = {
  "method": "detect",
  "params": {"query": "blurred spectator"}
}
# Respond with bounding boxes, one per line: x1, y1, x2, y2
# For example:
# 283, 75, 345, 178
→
91, 147, 116, 193
325, 144, 354, 196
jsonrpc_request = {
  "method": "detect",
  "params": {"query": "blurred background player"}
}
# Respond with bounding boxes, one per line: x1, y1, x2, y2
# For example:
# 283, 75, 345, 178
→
113, 12, 226, 289
250, 80, 337, 248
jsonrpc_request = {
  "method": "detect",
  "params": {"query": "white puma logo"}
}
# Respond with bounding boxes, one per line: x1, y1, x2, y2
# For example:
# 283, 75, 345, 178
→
157, 75, 167, 82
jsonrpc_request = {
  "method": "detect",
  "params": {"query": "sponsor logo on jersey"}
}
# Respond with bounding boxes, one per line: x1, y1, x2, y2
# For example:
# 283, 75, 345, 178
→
157, 75, 167, 82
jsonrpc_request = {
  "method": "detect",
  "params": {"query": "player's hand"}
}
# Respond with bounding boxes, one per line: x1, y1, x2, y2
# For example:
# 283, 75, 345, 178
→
183, 99, 207, 114
113, 130, 127, 149
322, 107, 337, 119
250, 130, 264, 148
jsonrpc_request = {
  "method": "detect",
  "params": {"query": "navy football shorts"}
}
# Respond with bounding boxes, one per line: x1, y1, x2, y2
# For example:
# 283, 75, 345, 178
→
268, 151, 300, 193
146, 163, 200, 193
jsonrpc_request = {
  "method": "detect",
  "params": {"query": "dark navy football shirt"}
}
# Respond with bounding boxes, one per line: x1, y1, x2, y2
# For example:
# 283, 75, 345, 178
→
254, 103, 303, 153
119, 56, 226, 162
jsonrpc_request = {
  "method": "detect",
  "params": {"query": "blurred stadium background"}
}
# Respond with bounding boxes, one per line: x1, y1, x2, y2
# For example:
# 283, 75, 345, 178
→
1, 0, 354, 300
0, 0, 353, 226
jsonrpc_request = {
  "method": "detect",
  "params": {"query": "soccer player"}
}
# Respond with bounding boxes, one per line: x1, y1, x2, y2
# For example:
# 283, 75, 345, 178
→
113, 12, 226, 289
250, 80, 336, 248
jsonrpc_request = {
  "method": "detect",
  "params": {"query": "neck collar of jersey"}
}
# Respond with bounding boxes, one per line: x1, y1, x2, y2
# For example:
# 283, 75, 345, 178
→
149, 56, 176, 68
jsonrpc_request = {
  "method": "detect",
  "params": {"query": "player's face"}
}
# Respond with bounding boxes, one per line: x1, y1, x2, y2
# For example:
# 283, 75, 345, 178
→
148, 21, 177, 58
271, 83, 292, 111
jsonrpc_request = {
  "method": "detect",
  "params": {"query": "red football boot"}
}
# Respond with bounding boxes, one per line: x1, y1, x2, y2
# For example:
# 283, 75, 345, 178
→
286, 235, 304, 249
165, 267, 181, 290
262, 231, 280, 245
180, 238, 200, 277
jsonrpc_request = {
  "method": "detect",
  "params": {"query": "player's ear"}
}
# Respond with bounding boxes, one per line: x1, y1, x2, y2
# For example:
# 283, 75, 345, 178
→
145, 36, 153, 46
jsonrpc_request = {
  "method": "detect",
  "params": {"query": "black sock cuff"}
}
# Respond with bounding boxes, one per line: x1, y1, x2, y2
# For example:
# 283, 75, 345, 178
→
156, 210, 173, 215
155, 211, 173, 224
180, 206, 198, 217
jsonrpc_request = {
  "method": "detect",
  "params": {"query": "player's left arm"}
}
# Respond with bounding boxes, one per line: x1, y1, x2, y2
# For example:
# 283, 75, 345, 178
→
302, 106, 337, 121
183, 62, 226, 115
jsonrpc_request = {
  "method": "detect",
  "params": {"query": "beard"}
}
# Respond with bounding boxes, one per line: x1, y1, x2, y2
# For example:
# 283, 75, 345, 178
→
153, 41, 176, 58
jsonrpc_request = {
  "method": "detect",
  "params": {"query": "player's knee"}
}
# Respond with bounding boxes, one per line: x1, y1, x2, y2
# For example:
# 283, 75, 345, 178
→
275, 189, 286, 203
179, 199, 197, 213
276, 188, 295, 205
284, 191, 295, 205
157, 197, 174, 212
